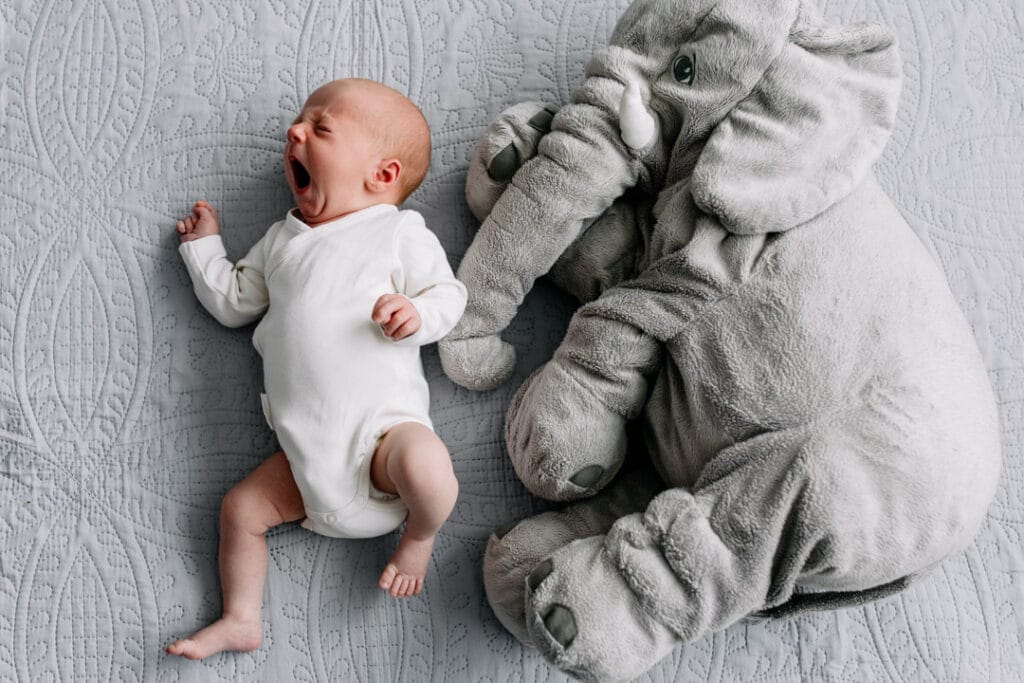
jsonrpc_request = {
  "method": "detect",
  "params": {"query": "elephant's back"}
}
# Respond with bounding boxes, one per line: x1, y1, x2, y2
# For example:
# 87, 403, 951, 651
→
649, 178, 1001, 514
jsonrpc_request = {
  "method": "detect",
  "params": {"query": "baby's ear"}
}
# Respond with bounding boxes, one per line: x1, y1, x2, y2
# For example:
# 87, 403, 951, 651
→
368, 158, 402, 194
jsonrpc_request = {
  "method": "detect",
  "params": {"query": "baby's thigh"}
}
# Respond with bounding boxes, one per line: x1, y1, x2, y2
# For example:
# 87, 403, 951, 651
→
223, 450, 306, 530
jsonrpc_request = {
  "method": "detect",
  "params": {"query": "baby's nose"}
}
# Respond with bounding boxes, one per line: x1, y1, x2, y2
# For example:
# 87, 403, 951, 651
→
287, 123, 306, 143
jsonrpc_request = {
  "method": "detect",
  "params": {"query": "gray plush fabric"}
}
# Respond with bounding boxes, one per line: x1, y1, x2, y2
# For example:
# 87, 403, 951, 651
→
440, 0, 1004, 679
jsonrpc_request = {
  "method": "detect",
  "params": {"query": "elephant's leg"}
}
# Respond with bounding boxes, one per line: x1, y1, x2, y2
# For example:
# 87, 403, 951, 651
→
465, 101, 558, 221
505, 306, 662, 502
484, 464, 663, 644
440, 71, 646, 391
521, 436, 801, 680
522, 426, 937, 680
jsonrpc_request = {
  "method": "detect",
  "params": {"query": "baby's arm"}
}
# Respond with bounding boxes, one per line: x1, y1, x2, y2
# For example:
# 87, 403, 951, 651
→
377, 215, 467, 346
177, 201, 271, 328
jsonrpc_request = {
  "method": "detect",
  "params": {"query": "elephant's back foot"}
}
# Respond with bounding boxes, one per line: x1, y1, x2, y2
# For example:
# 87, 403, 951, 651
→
484, 466, 663, 644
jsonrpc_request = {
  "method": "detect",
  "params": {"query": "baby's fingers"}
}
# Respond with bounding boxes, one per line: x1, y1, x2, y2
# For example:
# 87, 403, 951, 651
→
382, 309, 413, 336
390, 318, 419, 340
176, 216, 199, 242
194, 202, 216, 220
372, 294, 406, 323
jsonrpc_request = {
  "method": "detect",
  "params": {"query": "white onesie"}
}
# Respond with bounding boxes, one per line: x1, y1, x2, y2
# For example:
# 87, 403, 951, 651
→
178, 204, 467, 538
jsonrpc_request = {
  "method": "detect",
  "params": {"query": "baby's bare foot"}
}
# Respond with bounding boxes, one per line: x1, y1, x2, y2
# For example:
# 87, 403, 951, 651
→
165, 616, 262, 659
379, 533, 435, 597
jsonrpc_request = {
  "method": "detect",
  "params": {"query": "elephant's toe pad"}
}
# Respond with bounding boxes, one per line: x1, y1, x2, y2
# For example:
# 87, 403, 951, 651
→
541, 604, 577, 648
569, 465, 605, 489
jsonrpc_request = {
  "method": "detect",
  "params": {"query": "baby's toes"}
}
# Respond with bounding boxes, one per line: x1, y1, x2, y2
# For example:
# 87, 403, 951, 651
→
165, 639, 195, 658
378, 563, 398, 590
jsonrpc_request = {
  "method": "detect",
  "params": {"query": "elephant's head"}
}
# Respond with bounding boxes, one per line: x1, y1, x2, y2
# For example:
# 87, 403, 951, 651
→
440, 0, 901, 390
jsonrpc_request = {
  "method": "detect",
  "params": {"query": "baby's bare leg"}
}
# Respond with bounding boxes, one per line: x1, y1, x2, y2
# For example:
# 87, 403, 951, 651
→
371, 422, 458, 597
166, 451, 305, 659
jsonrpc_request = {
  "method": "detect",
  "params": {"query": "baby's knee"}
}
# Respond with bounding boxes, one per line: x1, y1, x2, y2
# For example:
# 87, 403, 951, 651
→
407, 439, 456, 489
220, 486, 273, 534
401, 441, 457, 498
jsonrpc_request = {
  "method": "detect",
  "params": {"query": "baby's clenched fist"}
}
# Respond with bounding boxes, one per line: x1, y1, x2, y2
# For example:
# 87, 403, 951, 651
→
177, 200, 221, 242
372, 294, 422, 341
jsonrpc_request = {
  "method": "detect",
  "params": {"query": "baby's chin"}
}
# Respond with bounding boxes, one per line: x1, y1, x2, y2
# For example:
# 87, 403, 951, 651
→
293, 194, 367, 226
291, 189, 328, 224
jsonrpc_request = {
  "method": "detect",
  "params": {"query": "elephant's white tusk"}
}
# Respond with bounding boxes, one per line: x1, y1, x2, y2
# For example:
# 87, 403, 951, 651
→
619, 80, 656, 151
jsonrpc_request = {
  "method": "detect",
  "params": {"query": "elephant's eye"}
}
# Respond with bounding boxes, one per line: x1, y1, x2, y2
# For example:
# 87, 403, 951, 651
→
673, 54, 695, 85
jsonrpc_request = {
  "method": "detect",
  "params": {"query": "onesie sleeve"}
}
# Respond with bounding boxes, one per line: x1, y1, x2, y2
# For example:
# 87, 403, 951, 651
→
391, 214, 468, 347
178, 230, 273, 328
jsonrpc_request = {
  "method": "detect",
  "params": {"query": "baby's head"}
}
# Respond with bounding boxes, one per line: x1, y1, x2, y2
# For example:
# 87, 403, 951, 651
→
284, 79, 431, 225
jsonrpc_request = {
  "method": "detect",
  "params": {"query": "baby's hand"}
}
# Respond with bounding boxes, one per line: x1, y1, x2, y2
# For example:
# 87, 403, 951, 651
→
372, 294, 422, 341
176, 200, 221, 243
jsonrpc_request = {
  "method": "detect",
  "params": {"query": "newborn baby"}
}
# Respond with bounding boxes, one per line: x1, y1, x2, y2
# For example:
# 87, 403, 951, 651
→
166, 79, 467, 659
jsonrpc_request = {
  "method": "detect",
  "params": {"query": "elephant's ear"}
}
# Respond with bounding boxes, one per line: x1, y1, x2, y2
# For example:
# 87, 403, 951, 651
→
691, 18, 901, 235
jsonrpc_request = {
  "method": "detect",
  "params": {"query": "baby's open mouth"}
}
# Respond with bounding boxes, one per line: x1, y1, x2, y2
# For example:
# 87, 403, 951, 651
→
290, 158, 311, 190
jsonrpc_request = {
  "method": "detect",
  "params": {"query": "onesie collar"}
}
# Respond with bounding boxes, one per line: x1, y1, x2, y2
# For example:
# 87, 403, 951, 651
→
285, 203, 397, 232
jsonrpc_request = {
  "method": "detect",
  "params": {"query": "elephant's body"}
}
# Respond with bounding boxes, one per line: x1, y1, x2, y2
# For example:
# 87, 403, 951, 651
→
439, 0, 1002, 678
638, 177, 996, 501
624, 176, 999, 596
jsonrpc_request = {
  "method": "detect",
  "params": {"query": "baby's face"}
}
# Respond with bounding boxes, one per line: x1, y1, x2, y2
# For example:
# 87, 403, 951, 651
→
284, 83, 382, 225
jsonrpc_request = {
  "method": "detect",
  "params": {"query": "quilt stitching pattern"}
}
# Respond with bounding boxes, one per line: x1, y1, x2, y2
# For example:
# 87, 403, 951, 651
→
0, 0, 1020, 680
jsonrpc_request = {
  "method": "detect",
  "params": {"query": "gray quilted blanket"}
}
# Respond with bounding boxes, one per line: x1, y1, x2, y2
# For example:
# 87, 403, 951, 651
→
0, 0, 1021, 680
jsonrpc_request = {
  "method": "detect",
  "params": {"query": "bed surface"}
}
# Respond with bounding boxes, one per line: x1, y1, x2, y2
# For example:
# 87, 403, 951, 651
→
1, 0, 1021, 680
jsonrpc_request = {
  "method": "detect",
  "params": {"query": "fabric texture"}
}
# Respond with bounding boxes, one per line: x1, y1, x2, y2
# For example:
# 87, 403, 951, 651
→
179, 205, 466, 538
0, 0, 1022, 681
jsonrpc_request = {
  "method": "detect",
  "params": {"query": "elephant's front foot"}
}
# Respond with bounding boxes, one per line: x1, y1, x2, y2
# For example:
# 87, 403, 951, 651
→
506, 361, 627, 501
525, 535, 676, 681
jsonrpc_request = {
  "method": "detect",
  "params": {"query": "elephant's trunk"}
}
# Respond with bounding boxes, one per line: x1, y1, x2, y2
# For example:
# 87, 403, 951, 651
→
442, 48, 651, 387
619, 80, 657, 151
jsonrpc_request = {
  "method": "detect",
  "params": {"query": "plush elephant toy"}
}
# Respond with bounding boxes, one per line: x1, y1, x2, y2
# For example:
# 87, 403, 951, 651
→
439, 0, 1002, 679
